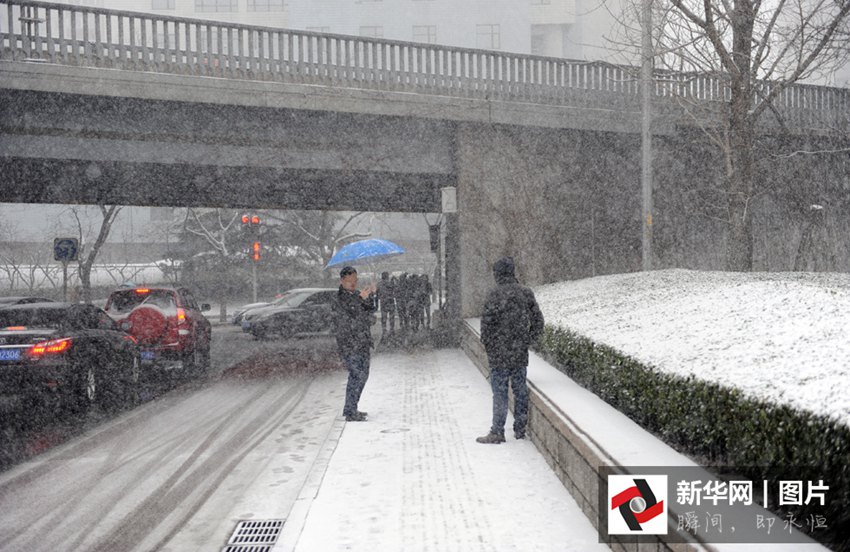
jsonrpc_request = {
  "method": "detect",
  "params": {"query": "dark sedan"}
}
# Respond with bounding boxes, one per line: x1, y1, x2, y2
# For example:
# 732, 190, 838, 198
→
241, 288, 337, 339
0, 302, 140, 415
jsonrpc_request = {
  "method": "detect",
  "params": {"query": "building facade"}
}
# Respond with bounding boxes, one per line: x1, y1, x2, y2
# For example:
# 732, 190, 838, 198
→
40, 1, 850, 81
59, 0, 288, 28
50, 0, 619, 60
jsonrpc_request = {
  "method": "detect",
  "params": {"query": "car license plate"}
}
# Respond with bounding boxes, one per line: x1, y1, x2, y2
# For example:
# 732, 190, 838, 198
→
140, 350, 156, 361
0, 348, 22, 361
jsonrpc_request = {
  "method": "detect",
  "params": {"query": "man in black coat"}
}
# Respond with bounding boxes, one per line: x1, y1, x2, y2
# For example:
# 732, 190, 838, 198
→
477, 256, 544, 444
334, 266, 377, 422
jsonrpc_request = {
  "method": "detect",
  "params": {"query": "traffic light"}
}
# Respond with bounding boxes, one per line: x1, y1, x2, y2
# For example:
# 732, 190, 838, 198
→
241, 214, 261, 234
241, 214, 262, 261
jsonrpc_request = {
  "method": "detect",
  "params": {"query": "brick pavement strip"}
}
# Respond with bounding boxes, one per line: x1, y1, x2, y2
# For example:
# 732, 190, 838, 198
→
283, 349, 608, 552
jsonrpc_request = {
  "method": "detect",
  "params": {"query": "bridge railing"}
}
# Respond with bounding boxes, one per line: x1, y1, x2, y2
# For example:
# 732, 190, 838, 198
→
1, 0, 848, 128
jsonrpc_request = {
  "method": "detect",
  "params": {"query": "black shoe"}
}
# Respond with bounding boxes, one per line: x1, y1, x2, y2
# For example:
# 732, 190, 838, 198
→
357, 410, 368, 417
475, 432, 506, 444
514, 429, 526, 440
345, 412, 367, 422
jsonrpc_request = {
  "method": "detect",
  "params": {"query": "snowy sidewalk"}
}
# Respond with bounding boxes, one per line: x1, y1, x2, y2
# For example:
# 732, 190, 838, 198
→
277, 349, 609, 552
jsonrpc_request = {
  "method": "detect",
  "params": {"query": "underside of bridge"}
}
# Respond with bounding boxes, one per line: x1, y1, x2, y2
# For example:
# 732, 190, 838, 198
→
0, 157, 450, 213
0, 88, 455, 213
0, 86, 464, 341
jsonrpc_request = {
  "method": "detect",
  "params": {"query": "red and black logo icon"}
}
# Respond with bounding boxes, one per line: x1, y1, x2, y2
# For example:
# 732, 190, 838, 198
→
611, 478, 666, 531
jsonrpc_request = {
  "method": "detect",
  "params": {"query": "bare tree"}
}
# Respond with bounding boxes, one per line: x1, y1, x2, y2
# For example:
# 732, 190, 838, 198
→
609, 0, 850, 270
181, 208, 241, 321
104, 262, 152, 288
262, 210, 371, 280
70, 205, 122, 304
0, 232, 75, 296
0, 219, 21, 292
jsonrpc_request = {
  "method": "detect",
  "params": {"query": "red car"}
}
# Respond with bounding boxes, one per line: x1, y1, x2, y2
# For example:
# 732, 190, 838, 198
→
105, 286, 212, 377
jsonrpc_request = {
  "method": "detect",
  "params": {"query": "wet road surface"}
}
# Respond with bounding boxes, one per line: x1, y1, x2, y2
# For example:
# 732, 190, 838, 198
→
0, 324, 348, 551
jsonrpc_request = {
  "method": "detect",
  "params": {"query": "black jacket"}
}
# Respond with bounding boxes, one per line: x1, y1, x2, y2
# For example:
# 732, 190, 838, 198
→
334, 286, 376, 356
480, 257, 544, 368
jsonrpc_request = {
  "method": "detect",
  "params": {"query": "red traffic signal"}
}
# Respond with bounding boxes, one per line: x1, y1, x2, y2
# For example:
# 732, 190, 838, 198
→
251, 215, 260, 225
252, 241, 261, 262
241, 214, 249, 224
242, 214, 261, 225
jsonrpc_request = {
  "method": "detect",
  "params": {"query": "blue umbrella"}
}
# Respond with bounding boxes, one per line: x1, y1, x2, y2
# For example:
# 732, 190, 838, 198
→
326, 238, 405, 268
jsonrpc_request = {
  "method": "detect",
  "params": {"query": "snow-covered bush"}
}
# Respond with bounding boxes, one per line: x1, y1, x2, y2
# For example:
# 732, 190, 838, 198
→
537, 325, 850, 548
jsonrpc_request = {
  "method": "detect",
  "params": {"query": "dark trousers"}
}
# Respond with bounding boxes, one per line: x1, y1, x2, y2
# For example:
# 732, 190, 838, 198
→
489, 363, 529, 435
398, 303, 408, 330
342, 351, 370, 416
381, 302, 395, 333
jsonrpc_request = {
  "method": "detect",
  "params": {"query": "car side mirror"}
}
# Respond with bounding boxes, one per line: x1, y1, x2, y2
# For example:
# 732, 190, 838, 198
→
119, 320, 133, 331
201, 304, 211, 312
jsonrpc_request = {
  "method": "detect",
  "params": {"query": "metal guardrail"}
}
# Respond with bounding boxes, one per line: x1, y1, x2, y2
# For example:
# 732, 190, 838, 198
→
1, 0, 848, 126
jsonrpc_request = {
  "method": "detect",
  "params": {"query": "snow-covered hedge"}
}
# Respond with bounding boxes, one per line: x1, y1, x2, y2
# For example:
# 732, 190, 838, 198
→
537, 325, 850, 546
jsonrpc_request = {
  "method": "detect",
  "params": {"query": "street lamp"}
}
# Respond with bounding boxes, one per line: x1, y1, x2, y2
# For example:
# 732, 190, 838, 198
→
641, 0, 654, 271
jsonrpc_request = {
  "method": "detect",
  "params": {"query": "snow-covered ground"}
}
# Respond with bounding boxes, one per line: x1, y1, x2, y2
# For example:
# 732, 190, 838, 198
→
534, 269, 850, 427
283, 350, 608, 552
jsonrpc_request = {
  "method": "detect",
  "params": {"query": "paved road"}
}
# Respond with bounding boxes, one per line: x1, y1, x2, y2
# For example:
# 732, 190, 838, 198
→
0, 324, 347, 551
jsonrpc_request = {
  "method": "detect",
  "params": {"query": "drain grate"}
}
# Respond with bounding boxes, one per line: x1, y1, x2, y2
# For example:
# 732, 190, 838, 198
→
222, 546, 273, 552
222, 519, 284, 552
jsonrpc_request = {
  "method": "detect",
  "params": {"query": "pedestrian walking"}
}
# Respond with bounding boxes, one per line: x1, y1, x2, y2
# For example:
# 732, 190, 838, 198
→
420, 275, 433, 329
409, 274, 421, 331
397, 273, 410, 331
476, 257, 544, 444
333, 266, 377, 422
377, 271, 396, 337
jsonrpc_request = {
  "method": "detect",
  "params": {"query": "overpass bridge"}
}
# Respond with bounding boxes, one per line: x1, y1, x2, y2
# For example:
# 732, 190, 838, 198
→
2, 0, 847, 137
1, 0, 849, 322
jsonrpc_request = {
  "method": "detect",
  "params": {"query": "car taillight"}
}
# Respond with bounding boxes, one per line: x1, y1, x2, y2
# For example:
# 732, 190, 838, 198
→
4, 326, 26, 331
177, 308, 187, 325
29, 338, 72, 357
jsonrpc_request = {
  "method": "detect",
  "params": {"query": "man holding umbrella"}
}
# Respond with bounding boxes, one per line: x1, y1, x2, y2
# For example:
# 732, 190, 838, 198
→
334, 266, 377, 422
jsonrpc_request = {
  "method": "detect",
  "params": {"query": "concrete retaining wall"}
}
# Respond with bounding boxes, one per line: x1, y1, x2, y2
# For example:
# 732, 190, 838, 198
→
461, 319, 710, 552
461, 319, 830, 552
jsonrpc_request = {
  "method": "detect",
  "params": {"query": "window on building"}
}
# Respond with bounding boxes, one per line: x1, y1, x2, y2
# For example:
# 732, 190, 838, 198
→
195, 0, 237, 13
531, 25, 545, 55
476, 24, 500, 50
359, 26, 383, 39
151, 0, 175, 9
248, 0, 285, 11
412, 25, 437, 44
